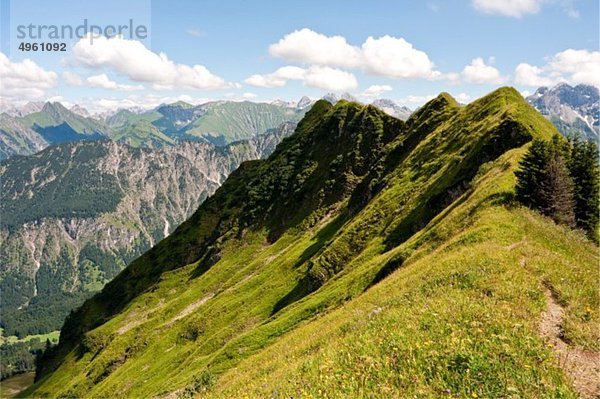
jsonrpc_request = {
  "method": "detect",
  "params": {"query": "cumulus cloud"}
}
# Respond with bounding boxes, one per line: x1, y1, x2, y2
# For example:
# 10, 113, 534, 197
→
514, 63, 556, 86
398, 94, 437, 105
454, 92, 472, 103
472, 0, 580, 18
515, 49, 600, 87
462, 57, 506, 84
244, 66, 306, 88
472, 0, 544, 17
362, 85, 393, 97
62, 71, 84, 86
245, 65, 357, 92
269, 28, 362, 68
63, 71, 143, 91
0, 52, 57, 99
303, 66, 358, 91
548, 49, 600, 86
87, 74, 144, 91
267, 29, 438, 80
72, 35, 232, 90
362, 36, 438, 79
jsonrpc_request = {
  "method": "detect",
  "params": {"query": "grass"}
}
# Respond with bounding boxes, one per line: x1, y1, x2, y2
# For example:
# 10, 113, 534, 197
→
184, 101, 305, 143
0, 372, 34, 399
0, 330, 60, 346
213, 148, 595, 398
25, 88, 598, 398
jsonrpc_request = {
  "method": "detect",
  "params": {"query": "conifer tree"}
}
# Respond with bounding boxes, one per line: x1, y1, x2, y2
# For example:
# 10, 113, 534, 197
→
568, 136, 599, 240
515, 135, 576, 228
539, 155, 575, 227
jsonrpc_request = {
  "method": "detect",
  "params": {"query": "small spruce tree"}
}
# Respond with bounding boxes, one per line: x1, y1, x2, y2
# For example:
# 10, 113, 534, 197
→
515, 135, 576, 228
538, 155, 576, 227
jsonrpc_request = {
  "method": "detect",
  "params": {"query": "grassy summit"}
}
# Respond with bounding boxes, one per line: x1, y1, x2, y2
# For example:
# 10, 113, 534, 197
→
26, 87, 598, 398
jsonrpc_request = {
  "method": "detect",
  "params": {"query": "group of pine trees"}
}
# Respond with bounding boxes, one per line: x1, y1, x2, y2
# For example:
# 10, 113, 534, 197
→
516, 135, 599, 241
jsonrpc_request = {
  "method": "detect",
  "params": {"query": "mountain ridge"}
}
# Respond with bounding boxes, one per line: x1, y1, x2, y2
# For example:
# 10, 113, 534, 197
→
24, 87, 598, 398
0, 100, 308, 160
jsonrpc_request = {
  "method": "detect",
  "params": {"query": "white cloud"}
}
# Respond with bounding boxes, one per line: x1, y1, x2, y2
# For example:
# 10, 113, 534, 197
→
242, 92, 257, 99
72, 34, 232, 90
514, 63, 556, 86
362, 84, 393, 97
86, 74, 144, 91
244, 66, 306, 88
303, 66, 358, 91
547, 49, 600, 86
0, 52, 57, 99
454, 92, 472, 103
63, 71, 143, 91
267, 29, 438, 81
472, 0, 580, 18
462, 57, 506, 84
398, 94, 437, 106
472, 0, 544, 17
269, 28, 362, 68
362, 36, 438, 79
514, 49, 600, 87
245, 65, 357, 92
62, 71, 84, 86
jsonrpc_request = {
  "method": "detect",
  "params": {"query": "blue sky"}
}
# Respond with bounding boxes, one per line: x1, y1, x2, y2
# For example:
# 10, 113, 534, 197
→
0, 0, 598, 111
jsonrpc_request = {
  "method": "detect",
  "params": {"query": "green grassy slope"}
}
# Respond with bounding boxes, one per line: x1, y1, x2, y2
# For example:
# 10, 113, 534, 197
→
214, 147, 597, 398
26, 88, 598, 398
18, 103, 111, 136
108, 120, 176, 147
107, 102, 304, 146
183, 101, 305, 144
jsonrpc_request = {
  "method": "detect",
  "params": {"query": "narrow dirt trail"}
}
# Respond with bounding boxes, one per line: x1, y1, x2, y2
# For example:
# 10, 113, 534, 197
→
539, 288, 600, 399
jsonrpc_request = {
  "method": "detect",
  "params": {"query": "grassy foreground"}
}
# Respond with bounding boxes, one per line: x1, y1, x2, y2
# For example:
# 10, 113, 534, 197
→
214, 147, 597, 398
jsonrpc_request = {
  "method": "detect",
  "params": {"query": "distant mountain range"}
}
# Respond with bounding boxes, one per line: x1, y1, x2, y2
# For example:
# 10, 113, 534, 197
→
0, 96, 414, 160
0, 100, 309, 160
3, 84, 595, 163
526, 83, 599, 140
372, 98, 412, 120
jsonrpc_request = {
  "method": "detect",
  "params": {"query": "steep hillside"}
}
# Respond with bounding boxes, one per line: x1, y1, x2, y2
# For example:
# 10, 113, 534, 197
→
0, 114, 48, 160
106, 101, 306, 146
0, 123, 293, 342
28, 88, 598, 398
181, 101, 305, 144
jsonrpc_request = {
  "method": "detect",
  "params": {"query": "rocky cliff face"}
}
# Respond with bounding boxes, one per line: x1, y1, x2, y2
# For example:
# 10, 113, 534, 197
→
0, 123, 294, 336
527, 83, 599, 140
372, 99, 412, 120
